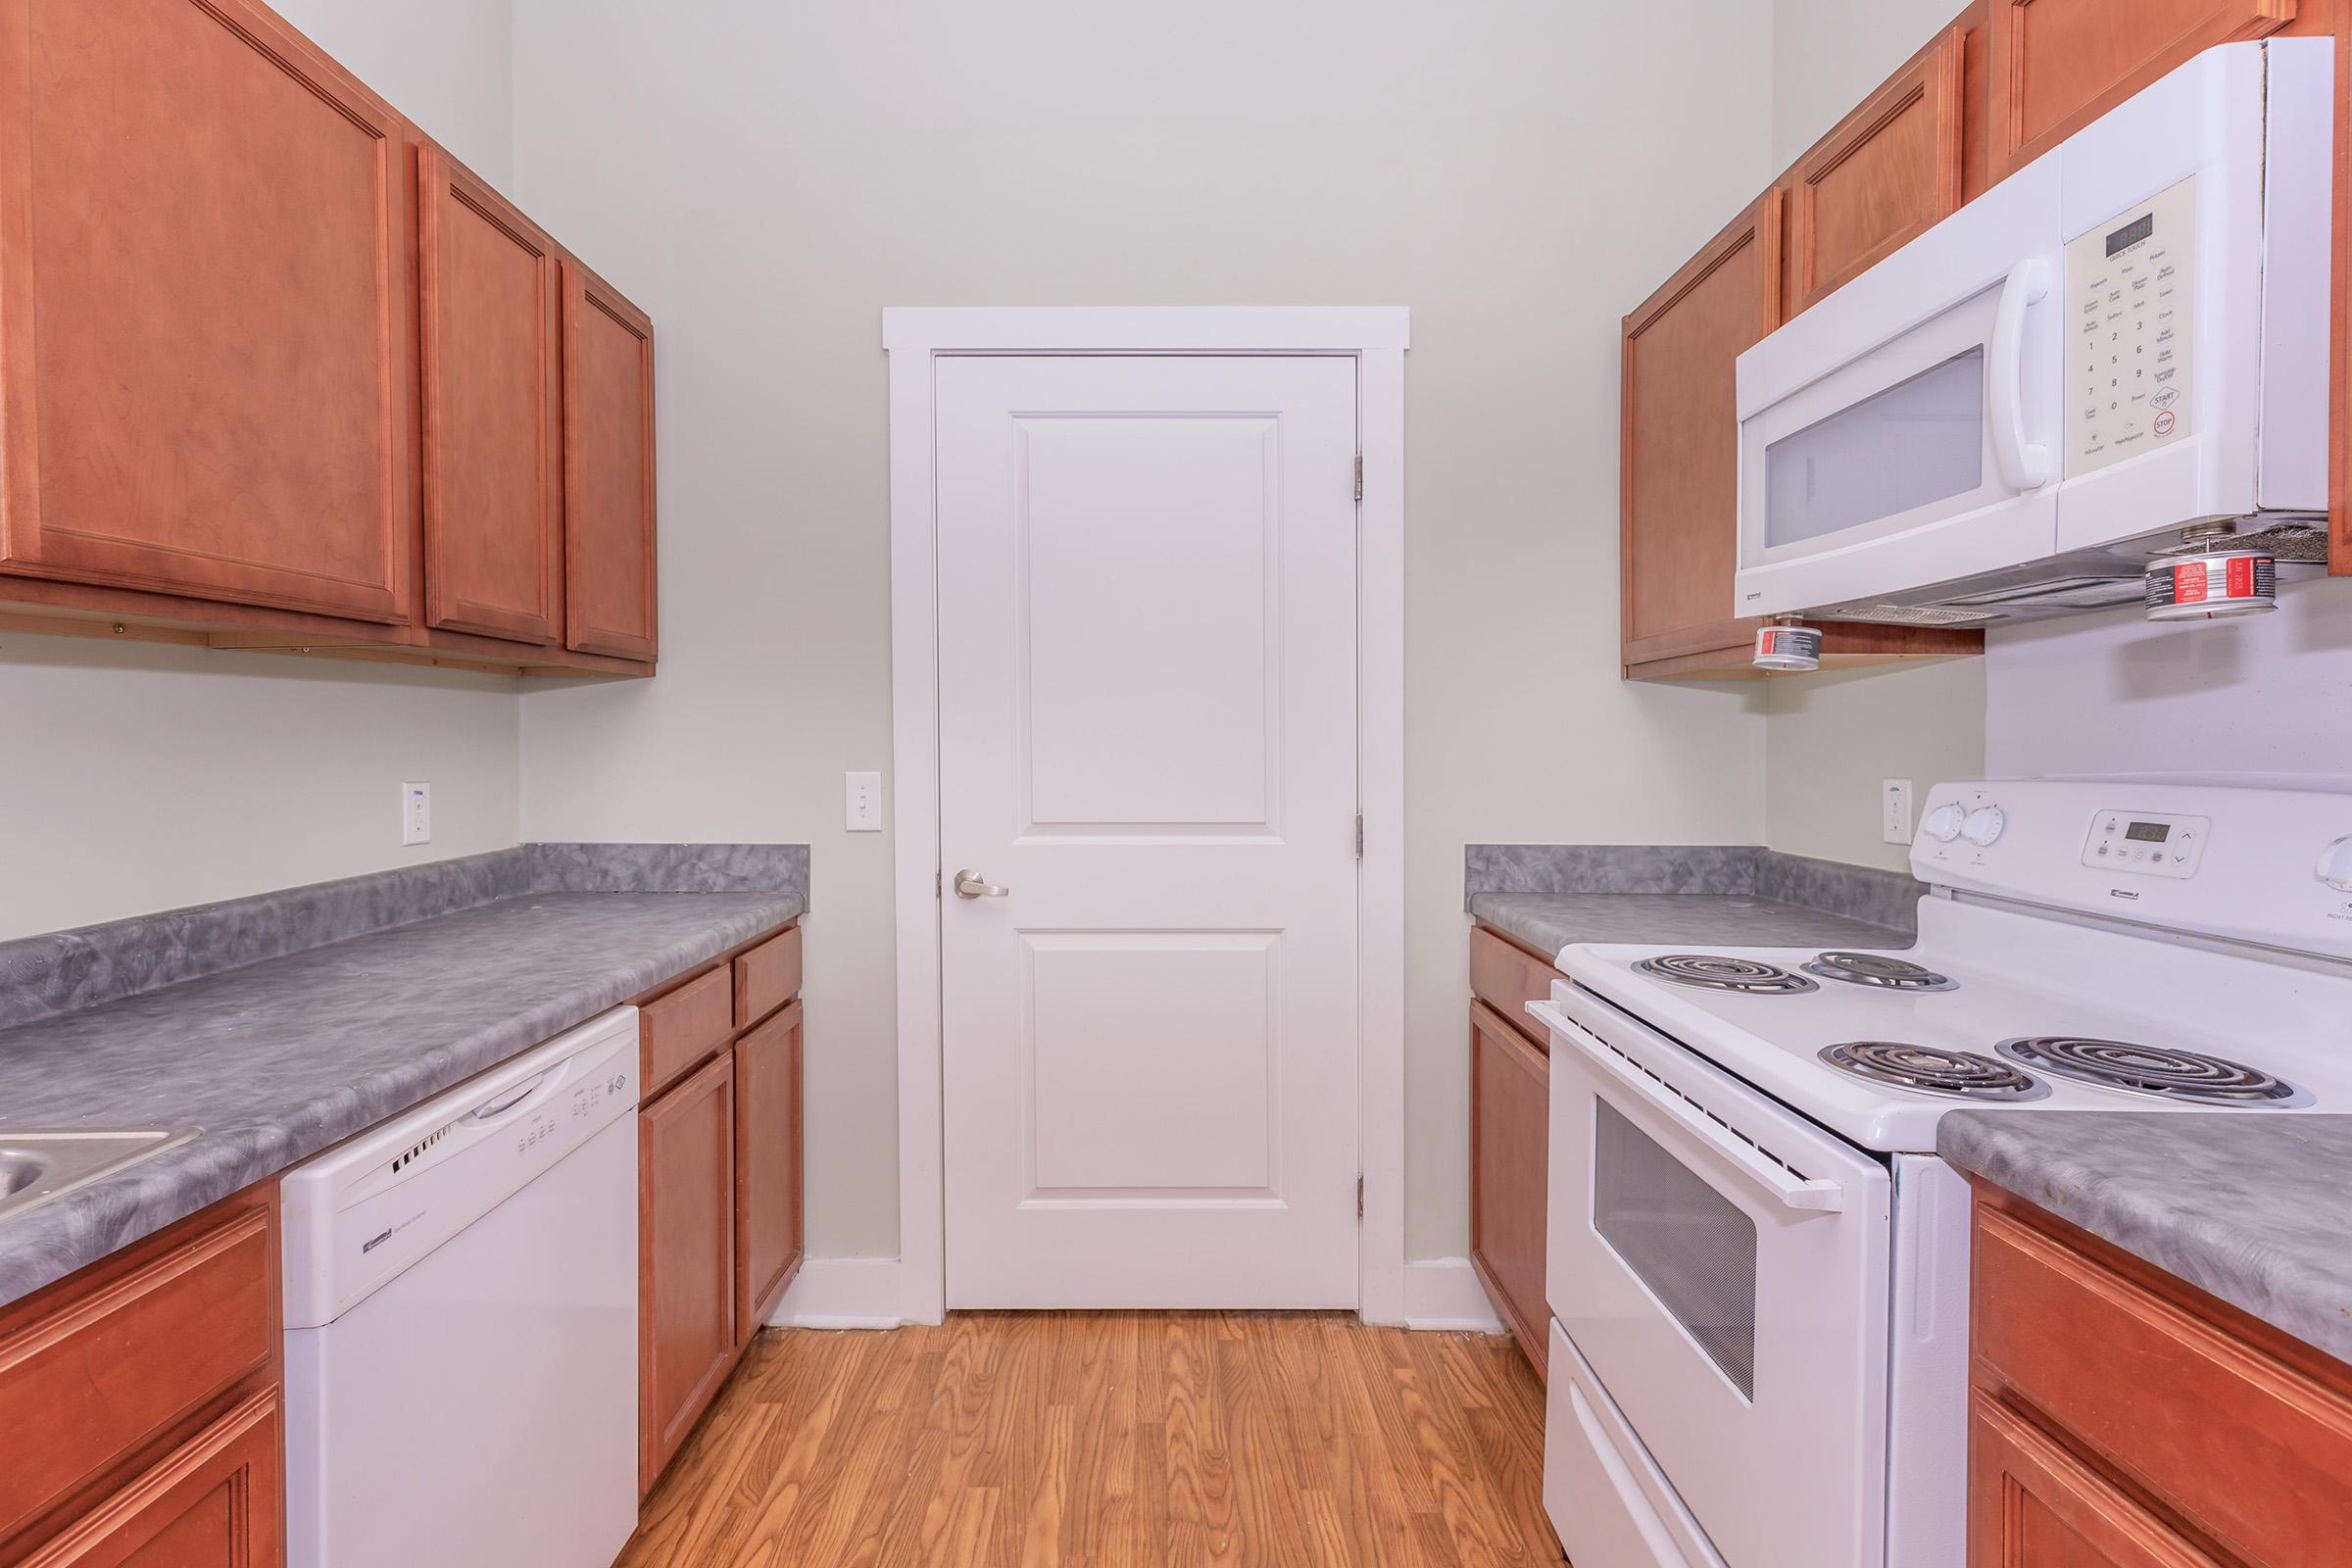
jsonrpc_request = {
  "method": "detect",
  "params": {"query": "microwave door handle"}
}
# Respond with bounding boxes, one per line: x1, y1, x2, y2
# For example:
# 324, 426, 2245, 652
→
1528, 1000, 1845, 1214
1987, 258, 2053, 490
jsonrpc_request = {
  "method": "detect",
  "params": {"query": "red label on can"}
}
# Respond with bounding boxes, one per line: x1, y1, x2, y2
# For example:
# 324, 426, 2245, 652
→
2226, 556, 2254, 599
2175, 563, 2209, 604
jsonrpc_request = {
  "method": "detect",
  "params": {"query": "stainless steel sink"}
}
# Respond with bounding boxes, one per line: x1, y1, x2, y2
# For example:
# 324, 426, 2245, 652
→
0, 1129, 199, 1222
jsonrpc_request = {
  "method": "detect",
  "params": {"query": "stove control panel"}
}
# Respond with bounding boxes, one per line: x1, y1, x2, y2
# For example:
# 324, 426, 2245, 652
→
2082, 808, 2209, 878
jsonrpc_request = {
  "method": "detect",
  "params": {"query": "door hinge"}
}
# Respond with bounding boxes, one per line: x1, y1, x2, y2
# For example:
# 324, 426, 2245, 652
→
1353, 455, 1364, 503
1356, 1174, 1365, 1220
1354, 811, 1364, 860
935, 868, 943, 899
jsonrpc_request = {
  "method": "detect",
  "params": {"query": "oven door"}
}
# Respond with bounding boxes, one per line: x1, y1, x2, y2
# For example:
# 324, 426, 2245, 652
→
1535, 985, 1894, 1568
1734, 157, 2064, 618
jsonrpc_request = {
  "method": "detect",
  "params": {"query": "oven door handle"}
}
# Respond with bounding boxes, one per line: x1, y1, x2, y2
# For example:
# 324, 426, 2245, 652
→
1986, 257, 2052, 492
1528, 1000, 1846, 1214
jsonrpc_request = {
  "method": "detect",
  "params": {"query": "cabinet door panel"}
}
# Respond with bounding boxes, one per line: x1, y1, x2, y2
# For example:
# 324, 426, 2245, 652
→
1985, 0, 2294, 180
1620, 190, 1782, 668
1969, 1393, 2223, 1568
734, 1000, 805, 1342
1788, 26, 1966, 315
1469, 1003, 1548, 1378
418, 145, 560, 645
0, 0, 413, 622
640, 1051, 735, 1494
562, 258, 658, 662
24, 1391, 281, 1568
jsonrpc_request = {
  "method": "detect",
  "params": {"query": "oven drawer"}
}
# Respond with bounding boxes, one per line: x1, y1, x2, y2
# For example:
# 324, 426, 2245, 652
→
1468, 927, 1559, 1042
1972, 1199, 2352, 1567
1544, 1320, 1725, 1568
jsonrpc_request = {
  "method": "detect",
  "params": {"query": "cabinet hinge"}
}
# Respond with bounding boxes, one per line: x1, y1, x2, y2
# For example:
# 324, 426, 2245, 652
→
935, 868, 943, 899
1356, 1174, 1365, 1220
1354, 811, 1364, 860
1353, 455, 1364, 503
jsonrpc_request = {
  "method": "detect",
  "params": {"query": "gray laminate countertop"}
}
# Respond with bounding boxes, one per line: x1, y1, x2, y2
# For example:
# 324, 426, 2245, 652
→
0, 889, 804, 1308
1939, 1112, 2352, 1367
1469, 892, 1910, 963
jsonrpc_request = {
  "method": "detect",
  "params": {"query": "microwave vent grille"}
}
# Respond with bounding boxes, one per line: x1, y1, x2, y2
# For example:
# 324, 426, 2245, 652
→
1838, 605, 1997, 627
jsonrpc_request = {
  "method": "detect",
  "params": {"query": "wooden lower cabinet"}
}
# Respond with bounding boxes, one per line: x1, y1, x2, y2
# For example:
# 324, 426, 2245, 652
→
25, 1393, 283, 1568
638, 1048, 739, 1494
1968, 1185, 2352, 1567
734, 1000, 806, 1342
635, 919, 807, 1496
1469, 1002, 1548, 1377
0, 1184, 282, 1566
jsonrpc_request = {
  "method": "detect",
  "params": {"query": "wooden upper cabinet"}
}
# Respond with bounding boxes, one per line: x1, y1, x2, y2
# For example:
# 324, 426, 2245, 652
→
1786, 25, 1967, 315
1620, 190, 1783, 673
1985, 0, 2296, 181
562, 258, 659, 663
418, 146, 562, 646
0, 0, 414, 623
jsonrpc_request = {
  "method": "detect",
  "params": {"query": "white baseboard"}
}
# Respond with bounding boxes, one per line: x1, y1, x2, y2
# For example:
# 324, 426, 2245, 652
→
1401, 1256, 1506, 1333
766, 1254, 1500, 1334
765, 1256, 906, 1330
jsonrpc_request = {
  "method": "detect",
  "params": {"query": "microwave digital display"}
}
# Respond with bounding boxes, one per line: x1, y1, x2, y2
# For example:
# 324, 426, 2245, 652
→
2105, 213, 2156, 257
2125, 820, 2171, 844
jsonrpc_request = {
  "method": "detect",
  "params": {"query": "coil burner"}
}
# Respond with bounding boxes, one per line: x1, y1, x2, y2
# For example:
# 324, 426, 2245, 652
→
1819, 1042, 2047, 1101
1632, 955, 1819, 996
1802, 952, 1958, 992
1995, 1038, 2301, 1105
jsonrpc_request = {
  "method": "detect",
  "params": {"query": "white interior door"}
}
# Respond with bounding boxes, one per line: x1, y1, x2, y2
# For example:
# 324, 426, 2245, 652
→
936, 354, 1360, 1308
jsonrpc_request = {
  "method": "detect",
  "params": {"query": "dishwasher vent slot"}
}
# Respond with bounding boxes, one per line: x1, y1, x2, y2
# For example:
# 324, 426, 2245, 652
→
390, 1123, 454, 1176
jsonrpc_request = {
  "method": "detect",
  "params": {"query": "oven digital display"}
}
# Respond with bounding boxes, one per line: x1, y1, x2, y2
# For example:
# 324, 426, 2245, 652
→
2105, 213, 2155, 257
2125, 821, 2171, 844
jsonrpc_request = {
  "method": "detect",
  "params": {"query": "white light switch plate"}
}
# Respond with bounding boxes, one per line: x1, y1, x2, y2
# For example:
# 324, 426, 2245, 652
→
1882, 779, 1913, 846
846, 770, 882, 832
402, 781, 432, 846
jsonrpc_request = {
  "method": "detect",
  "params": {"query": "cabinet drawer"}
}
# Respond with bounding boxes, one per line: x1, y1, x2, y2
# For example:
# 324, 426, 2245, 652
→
1470, 1002, 1549, 1377
0, 1201, 273, 1544
733, 925, 803, 1028
1468, 926, 1558, 1044
1973, 1200, 2352, 1566
642, 964, 734, 1099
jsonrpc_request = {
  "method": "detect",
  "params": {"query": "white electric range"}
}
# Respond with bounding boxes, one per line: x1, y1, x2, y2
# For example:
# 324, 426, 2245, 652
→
1528, 777, 2352, 1568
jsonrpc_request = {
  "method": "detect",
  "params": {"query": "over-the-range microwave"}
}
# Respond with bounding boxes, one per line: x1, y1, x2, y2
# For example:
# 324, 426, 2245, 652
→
1734, 39, 2331, 627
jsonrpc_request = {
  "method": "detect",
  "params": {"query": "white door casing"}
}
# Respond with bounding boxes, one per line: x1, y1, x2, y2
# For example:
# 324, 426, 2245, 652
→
936, 354, 1361, 1307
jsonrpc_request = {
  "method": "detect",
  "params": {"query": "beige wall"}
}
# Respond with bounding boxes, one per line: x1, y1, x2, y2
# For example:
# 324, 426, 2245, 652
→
0, 0, 524, 944
510, 0, 1778, 1261
1760, 0, 1992, 869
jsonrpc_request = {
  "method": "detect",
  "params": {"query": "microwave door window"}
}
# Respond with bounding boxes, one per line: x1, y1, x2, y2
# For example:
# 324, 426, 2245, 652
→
1763, 346, 1987, 550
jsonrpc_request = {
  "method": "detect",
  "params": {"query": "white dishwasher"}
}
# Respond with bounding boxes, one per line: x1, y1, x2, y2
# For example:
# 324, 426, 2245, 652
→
282, 1006, 642, 1568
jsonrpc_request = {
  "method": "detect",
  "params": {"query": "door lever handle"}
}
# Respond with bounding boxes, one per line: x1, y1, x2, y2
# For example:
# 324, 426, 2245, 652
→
954, 869, 1010, 900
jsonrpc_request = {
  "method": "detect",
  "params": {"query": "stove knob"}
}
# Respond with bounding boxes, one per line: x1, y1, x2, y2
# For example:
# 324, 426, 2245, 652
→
1922, 803, 1968, 844
1962, 805, 2007, 847
2317, 835, 2352, 892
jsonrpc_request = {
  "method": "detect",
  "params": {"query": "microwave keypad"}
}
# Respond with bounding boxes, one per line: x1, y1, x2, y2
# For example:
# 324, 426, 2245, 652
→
2066, 174, 2195, 477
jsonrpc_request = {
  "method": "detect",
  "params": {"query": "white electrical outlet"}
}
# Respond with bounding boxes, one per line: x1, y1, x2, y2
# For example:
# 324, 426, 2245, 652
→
1882, 779, 1914, 846
402, 781, 432, 847
846, 770, 882, 832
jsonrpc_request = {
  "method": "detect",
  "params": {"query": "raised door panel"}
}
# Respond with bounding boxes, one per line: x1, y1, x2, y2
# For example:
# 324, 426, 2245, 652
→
733, 1000, 805, 1343
23, 1391, 282, 1568
1620, 190, 1782, 670
0, 0, 414, 623
1985, 0, 2295, 180
2333, 6, 2352, 575
418, 145, 560, 645
639, 1051, 736, 1494
1968, 1393, 2224, 1568
561, 258, 657, 663
1469, 1003, 1548, 1378
1788, 26, 1967, 315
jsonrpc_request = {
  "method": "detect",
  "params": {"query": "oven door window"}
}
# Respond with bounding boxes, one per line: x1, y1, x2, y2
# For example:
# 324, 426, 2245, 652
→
1762, 346, 1985, 549
1592, 1099, 1759, 1398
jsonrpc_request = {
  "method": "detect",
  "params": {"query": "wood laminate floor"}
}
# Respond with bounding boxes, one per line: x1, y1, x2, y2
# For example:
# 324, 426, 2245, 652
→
619, 1311, 1565, 1567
